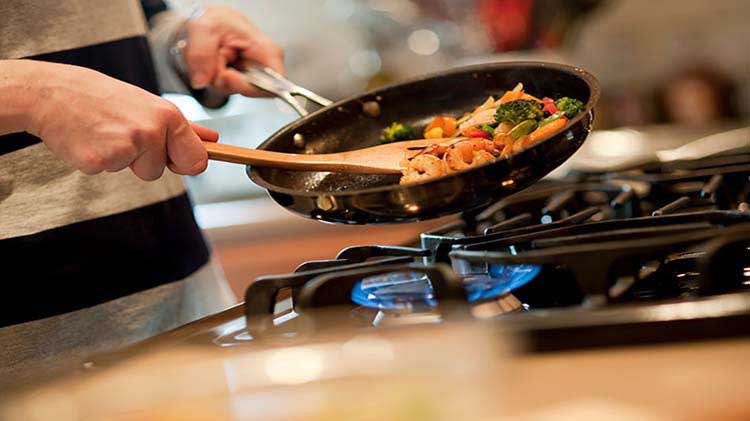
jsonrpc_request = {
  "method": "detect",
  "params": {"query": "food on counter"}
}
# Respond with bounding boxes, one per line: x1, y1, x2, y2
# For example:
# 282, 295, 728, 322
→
396, 83, 584, 184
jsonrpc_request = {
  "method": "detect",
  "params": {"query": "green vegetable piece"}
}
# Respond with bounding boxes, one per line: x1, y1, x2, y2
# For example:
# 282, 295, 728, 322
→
539, 111, 565, 127
554, 97, 584, 118
508, 120, 538, 139
478, 124, 495, 137
380, 122, 417, 143
494, 100, 543, 125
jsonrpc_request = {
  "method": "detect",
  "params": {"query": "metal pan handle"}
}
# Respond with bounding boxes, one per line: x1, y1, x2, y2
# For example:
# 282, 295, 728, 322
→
168, 25, 331, 112
243, 66, 333, 117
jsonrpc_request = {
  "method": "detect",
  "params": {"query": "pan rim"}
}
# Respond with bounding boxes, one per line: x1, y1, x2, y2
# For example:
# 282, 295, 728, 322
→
248, 61, 600, 197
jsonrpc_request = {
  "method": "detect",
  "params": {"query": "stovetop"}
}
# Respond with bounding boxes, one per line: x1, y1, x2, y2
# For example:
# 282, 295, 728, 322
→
9, 128, 749, 421
236, 148, 750, 351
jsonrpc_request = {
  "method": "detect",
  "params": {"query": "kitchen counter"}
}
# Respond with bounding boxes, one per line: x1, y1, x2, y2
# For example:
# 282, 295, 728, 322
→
2, 305, 748, 420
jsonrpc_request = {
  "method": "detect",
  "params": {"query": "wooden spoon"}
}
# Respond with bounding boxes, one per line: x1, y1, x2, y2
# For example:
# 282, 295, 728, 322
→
202, 137, 465, 174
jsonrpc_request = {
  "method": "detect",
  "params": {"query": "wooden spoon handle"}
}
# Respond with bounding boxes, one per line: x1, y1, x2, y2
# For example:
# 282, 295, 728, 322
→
203, 141, 289, 166
202, 141, 401, 174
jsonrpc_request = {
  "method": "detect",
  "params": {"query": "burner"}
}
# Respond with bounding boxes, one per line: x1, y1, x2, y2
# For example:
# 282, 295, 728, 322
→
351, 271, 434, 312
242, 150, 750, 350
451, 224, 750, 304
349, 264, 542, 312
467, 264, 541, 301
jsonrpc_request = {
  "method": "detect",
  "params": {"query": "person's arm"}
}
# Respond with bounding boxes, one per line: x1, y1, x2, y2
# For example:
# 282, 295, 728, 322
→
0, 60, 40, 136
0, 59, 218, 180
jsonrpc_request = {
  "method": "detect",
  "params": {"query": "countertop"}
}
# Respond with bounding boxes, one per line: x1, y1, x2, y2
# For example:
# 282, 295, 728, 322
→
2, 304, 748, 420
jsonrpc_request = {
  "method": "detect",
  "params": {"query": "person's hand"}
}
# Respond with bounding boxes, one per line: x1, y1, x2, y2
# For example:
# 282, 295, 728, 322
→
182, 5, 285, 96
22, 61, 218, 181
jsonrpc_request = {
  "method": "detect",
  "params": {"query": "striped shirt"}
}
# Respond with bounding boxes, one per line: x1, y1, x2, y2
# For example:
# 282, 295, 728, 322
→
0, 0, 235, 377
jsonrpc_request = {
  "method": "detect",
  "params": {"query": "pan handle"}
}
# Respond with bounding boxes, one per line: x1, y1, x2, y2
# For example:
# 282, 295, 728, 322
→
168, 22, 331, 115
243, 66, 333, 117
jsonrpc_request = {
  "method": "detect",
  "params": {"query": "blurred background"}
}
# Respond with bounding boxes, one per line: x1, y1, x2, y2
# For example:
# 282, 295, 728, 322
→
163, 0, 748, 293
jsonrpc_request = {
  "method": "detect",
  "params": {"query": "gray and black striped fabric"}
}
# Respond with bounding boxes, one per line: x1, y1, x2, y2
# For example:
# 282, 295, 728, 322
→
0, 0, 211, 327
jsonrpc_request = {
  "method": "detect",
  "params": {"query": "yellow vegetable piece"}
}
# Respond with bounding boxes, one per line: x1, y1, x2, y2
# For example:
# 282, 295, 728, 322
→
425, 127, 444, 139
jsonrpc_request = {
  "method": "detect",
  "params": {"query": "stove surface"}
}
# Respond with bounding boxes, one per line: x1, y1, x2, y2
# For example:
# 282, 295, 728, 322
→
237, 139, 750, 350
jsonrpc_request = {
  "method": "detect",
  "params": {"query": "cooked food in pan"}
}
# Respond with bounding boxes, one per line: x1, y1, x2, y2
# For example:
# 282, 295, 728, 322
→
383, 83, 584, 184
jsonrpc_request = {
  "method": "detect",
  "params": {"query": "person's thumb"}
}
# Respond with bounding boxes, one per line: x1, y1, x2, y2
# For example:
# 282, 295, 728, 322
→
166, 117, 209, 175
190, 122, 219, 142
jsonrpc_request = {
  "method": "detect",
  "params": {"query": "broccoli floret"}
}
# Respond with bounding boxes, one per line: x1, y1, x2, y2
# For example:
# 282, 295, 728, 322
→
494, 100, 544, 125
554, 97, 584, 118
380, 122, 417, 143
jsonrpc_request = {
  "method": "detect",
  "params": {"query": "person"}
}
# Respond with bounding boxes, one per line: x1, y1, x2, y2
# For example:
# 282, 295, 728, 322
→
0, 0, 284, 388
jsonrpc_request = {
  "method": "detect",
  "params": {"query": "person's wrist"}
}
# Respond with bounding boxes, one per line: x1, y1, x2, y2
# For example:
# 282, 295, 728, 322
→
0, 60, 51, 136
168, 21, 191, 81
168, 17, 230, 109
19, 60, 57, 137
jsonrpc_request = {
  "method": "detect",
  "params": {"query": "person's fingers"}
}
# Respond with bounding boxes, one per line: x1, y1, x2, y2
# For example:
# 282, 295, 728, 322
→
220, 37, 285, 74
190, 122, 219, 142
103, 142, 139, 172
130, 145, 166, 181
166, 116, 209, 175
236, 39, 286, 76
212, 67, 266, 97
218, 45, 240, 69
166, 161, 182, 175
184, 25, 222, 89
74, 148, 106, 176
211, 43, 274, 97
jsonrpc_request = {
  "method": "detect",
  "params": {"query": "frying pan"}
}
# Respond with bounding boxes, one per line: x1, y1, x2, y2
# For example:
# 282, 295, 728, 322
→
239, 62, 599, 224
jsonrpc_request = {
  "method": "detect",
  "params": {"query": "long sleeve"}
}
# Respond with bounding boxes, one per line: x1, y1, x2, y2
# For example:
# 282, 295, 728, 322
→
141, 0, 169, 22
142, 0, 189, 95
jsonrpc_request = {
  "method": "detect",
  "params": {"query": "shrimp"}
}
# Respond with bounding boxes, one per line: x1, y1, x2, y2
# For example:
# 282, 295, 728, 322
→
512, 135, 530, 154
493, 133, 510, 149
400, 154, 449, 184
422, 143, 449, 158
470, 138, 498, 154
444, 141, 474, 171
500, 137, 515, 157
444, 139, 499, 171
472, 149, 495, 166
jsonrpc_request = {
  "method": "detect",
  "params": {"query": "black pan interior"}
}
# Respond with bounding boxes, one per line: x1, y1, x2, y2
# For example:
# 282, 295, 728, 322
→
252, 62, 594, 194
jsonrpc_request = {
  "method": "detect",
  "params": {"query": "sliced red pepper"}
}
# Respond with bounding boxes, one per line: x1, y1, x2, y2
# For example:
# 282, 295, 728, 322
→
464, 127, 493, 139
542, 97, 558, 115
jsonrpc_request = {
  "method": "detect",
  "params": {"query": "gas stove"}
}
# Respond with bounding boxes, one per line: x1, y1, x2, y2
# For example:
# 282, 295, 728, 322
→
239, 150, 750, 351
6, 129, 750, 420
